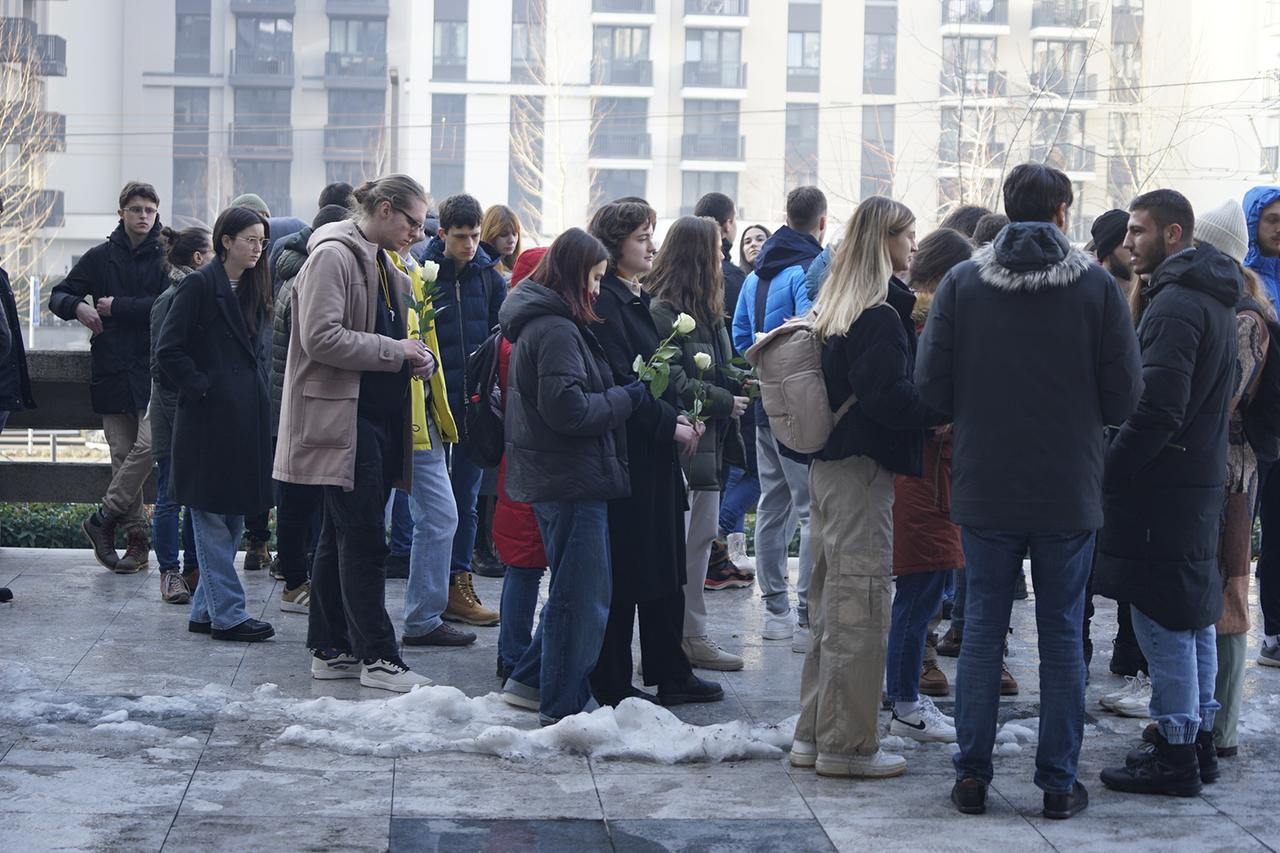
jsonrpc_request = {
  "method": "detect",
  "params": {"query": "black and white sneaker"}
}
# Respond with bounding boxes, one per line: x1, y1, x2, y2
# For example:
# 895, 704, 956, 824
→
360, 656, 433, 693
311, 649, 361, 680
890, 703, 957, 743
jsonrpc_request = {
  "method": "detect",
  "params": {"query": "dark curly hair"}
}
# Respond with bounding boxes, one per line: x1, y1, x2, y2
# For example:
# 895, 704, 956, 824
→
588, 201, 657, 276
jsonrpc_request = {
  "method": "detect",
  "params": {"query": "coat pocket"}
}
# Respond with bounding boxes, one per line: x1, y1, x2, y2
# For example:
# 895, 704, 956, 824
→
300, 380, 359, 449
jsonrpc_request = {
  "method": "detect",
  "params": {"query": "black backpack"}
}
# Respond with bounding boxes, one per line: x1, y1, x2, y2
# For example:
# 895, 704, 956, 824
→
462, 325, 506, 468
1241, 302, 1280, 462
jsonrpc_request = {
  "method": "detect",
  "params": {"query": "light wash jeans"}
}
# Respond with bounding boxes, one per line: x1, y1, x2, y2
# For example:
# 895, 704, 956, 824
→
189, 510, 250, 631
1131, 606, 1220, 744
405, 421, 459, 638
753, 421, 813, 624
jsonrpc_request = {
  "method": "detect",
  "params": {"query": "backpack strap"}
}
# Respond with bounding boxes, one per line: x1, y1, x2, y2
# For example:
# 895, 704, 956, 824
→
832, 394, 857, 424
754, 273, 773, 334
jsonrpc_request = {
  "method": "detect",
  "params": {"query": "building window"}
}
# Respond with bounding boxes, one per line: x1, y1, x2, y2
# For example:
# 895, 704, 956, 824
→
1032, 110, 1091, 172
510, 95, 544, 233
591, 169, 647, 210
175, 0, 211, 74
431, 94, 466, 200
592, 97, 650, 159
861, 104, 894, 199
1112, 41, 1141, 102
1032, 39, 1090, 96
326, 161, 371, 186
173, 86, 209, 221
233, 160, 291, 217
512, 0, 545, 83
939, 106, 1003, 169
785, 104, 818, 189
326, 89, 385, 164
593, 25, 652, 85
682, 99, 741, 160
786, 1, 821, 92
681, 171, 737, 215
233, 87, 291, 149
235, 16, 293, 54
434, 3, 468, 81
862, 3, 895, 95
684, 29, 743, 88
941, 36, 999, 95
330, 18, 387, 56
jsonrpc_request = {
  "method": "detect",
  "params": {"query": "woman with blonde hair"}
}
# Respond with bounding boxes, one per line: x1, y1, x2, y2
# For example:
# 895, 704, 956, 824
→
480, 204, 524, 278
789, 196, 946, 779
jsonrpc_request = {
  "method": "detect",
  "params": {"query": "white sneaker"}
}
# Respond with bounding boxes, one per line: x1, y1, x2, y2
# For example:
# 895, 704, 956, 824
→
918, 695, 955, 727
790, 738, 817, 768
359, 657, 433, 693
792, 623, 811, 654
280, 581, 311, 614
311, 651, 361, 680
726, 532, 755, 572
1099, 674, 1148, 712
1112, 676, 1153, 718
681, 636, 744, 671
816, 749, 907, 779
763, 610, 794, 641
891, 704, 957, 743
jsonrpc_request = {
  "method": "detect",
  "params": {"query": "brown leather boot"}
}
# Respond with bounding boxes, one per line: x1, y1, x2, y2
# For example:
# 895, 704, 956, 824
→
115, 530, 151, 574
244, 539, 271, 571
444, 572, 500, 626
82, 509, 120, 571
1001, 662, 1020, 696
937, 626, 962, 657
919, 658, 951, 696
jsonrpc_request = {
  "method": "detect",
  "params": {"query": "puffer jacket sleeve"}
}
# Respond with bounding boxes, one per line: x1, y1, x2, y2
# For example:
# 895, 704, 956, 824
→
270, 278, 294, 426
1098, 274, 1144, 427
732, 274, 756, 353
532, 324, 634, 438
49, 247, 101, 320
295, 244, 405, 373
915, 273, 957, 419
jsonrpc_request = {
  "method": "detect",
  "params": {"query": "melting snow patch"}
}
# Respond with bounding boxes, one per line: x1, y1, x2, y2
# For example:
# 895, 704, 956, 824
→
997, 721, 1037, 745
996, 742, 1022, 756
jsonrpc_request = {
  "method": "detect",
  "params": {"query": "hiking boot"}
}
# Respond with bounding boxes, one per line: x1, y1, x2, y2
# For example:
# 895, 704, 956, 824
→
211, 618, 275, 642
182, 563, 200, 594
937, 625, 962, 657
658, 674, 724, 706
1101, 734, 1202, 797
444, 572, 500, 626
816, 749, 906, 779
159, 570, 191, 605
919, 658, 950, 696
705, 559, 750, 590
360, 656, 432, 693
403, 623, 477, 647
951, 777, 988, 814
1043, 781, 1089, 820
1195, 730, 1220, 783
311, 649, 361, 680
1110, 639, 1148, 677
82, 509, 119, 571
384, 552, 410, 580
471, 548, 506, 578
726, 532, 755, 573
1001, 662, 1019, 696
1259, 637, 1280, 668
280, 581, 311, 614
681, 635, 744, 671
243, 539, 270, 571
471, 495, 505, 579
115, 530, 151, 574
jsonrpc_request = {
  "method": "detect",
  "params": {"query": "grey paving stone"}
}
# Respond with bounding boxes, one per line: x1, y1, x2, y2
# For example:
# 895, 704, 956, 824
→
390, 818, 610, 853
0, 750, 191, 815
593, 761, 809, 820
610, 818, 837, 852
165, 815, 391, 853
392, 768, 602, 819
819, 816, 1053, 853
1027, 814, 1270, 852
179, 766, 393, 818
0, 812, 173, 853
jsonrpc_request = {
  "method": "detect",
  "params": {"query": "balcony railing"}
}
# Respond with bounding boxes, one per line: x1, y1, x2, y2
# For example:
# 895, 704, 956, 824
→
1029, 69, 1098, 98
229, 49, 295, 84
590, 131, 653, 159
511, 59, 545, 83
324, 125, 384, 159
681, 133, 745, 161
683, 61, 747, 88
592, 58, 653, 86
228, 122, 294, 158
1031, 143, 1096, 172
684, 0, 748, 14
1264, 145, 1279, 175
1031, 1, 1101, 28
0, 19, 67, 76
939, 139, 1006, 166
592, 0, 655, 11
324, 51, 387, 84
326, 0, 389, 16
229, 0, 296, 13
787, 65, 819, 92
433, 55, 466, 81
35, 34, 65, 76
940, 69, 1007, 96
941, 0, 1009, 25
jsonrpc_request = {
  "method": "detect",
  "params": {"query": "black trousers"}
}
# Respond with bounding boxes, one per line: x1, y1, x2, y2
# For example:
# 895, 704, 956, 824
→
590, 588, 692, 704
306, 416, 400, 662
1258, 460, 1280, 636
275, 480, 322, 589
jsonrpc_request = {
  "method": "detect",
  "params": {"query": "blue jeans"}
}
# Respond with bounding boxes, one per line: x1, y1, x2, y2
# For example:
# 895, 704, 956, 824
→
1131, 606, 1220, 744
387, 489, 413, 557
885, 570, 950, 703
954, 527, 1094, 794
506, 500, 612, 721
189, 510, 250, 630
499, 565, 544, 672
718, 465, 761, 535
153, 457, 196, 573
405, 426, 459, 637
447, 441, 485, 575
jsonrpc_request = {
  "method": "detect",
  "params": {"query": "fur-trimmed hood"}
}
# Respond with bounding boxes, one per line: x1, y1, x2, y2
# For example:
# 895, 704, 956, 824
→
973, 221, 1094, 293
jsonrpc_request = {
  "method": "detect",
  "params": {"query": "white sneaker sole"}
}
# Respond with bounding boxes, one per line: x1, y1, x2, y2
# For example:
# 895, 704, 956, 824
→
1258, 651, 1280, 668
890, 721, 956, 743
763, 626, 794, 641
311, 663, 360, 680
280, 599, 309, 614
816, 756, 907, 779
360, 673, 430, 693
790, 740, 817, 768
792, 635, 811, 654
503, 690, 540, 711
686, 656, 744, 672
1112, 702, 1151, 719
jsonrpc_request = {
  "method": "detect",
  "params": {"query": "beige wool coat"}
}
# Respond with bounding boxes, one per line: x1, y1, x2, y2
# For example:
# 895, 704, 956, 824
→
273, 220, 413, 491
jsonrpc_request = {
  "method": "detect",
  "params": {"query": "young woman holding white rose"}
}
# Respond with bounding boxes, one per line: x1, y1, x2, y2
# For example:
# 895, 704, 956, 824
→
647, 216, 751, 672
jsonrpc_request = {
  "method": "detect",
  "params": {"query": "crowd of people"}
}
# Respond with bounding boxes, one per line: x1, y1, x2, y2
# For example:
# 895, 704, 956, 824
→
3, 160, 1280, 818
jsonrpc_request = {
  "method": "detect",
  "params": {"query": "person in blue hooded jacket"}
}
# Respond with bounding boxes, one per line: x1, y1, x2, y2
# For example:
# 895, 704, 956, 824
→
410, 193, 505, 627
1245, 186, 1280, 309
731, 186, 826, 651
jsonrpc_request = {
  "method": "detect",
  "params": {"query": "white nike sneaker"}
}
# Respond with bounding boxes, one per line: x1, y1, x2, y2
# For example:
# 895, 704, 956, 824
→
891, 703, 957, 743
359, 657, 433, 693
918, 695, 955, 727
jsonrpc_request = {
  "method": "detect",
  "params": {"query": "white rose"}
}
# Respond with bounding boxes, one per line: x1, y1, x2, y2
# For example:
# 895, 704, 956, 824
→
673, 312, 697, 335
693, 352, 713, 372
419, 260, 440, 283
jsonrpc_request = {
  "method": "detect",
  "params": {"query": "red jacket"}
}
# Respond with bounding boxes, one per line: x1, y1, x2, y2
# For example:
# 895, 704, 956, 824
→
892, 430, 963, 575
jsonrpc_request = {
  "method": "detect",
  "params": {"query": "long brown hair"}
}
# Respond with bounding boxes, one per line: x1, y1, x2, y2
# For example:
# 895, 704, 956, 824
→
212, 206, 271, 335
481, 204, 523, 273
644, 216, 723, 327
529, 228, 608, 325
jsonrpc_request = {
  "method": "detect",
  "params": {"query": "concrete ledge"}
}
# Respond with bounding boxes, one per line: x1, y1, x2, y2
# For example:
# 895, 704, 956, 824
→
26, 349, 92, 383
0, 461, 157, 503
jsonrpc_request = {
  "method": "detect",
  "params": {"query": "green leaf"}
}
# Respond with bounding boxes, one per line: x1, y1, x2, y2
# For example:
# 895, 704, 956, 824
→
655, 345, 681, 361
632, 354, 646, 374
650, 372, 669, 399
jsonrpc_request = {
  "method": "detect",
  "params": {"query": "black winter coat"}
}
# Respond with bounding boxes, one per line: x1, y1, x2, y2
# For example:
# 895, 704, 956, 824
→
0, 266, 34, 413
594, 275, 687, 602
49, 221, 169, 414
721, 239, 747, 335
916, 222, 1144, 532
1095, 244, 1242, 630
155, 261, 273, 516
414, 237, 505, 431
817, 278, 945, 474
268, 225, 312, 434
500, 282, 633, 504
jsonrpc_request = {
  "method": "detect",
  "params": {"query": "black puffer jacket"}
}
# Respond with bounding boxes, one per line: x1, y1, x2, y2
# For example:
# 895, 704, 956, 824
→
500, 281, 635, 504
1095, 244, 1242, 631
0, 265, 34, 413
269, 226, 312, 433
48, 221, 169, 414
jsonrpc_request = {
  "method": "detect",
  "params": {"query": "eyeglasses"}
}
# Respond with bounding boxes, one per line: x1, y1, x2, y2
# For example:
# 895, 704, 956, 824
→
392, 205, 425, 235
124, 205, 158, 216
237, 236, 269, 250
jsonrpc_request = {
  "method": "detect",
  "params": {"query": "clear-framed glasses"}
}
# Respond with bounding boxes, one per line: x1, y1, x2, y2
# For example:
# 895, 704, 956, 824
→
125, 205, 158, 216
237, 236, 269, 250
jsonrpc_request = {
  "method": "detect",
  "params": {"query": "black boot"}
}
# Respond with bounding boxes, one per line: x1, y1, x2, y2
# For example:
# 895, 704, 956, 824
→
1102, 733, 1201, 797
470, 495, 505, 578
1109, 639, 1148, 677
1195, 730, 1220, 784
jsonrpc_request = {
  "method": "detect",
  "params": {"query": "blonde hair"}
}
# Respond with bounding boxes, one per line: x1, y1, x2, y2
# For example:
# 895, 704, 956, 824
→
481, 204, 524, 273
350, 174, 428, 225
810, 196, 914, 341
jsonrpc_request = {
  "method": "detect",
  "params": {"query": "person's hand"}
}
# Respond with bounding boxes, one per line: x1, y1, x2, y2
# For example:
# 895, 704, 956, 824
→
731, 395, 749, 417
75, 302, 103, 334
673, 420, 699, 456
400, 337, 429, 368
413, 349, 437, 379
95, 297, 113, 317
